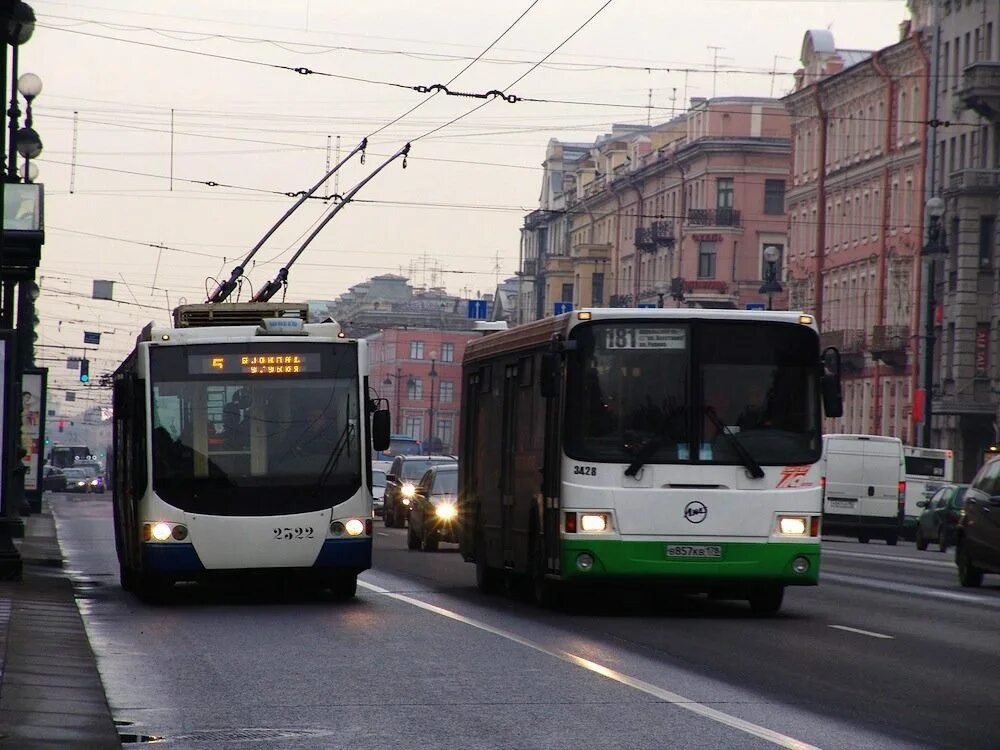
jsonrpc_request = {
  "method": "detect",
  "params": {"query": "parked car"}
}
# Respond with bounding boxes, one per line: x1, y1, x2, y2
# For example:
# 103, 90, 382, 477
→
383, 454, 457, 528
955, 456, 1000, 587
372, 469, 387, 517
407, 463, 459, 552
42, 465, 66, 492
915, 484, 968, 553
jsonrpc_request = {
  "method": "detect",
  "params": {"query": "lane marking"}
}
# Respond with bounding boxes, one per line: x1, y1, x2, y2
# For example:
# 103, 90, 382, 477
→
376, 532, 390, 537
359, 580, 819, 750
821, 572, 1000, 608
828, 625, 894, 640
822, 549, 953, 569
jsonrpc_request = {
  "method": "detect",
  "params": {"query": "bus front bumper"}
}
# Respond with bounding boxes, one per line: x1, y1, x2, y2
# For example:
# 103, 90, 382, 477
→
559, 539, 820, 586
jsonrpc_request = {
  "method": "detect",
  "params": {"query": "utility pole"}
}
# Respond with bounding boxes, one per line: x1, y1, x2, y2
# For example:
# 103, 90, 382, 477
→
707, 45, 724, 98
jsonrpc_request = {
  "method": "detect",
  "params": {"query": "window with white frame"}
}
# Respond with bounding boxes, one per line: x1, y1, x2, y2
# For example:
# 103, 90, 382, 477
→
441, 342, 455, 363
407, 378, 423, 400
439, 380, 454, 403
410, 340, 425, 360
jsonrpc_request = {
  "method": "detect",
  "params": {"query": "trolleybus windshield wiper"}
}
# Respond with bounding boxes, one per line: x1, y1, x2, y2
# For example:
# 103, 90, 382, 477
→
704, 406, 765, 479
315, 422, 356, 495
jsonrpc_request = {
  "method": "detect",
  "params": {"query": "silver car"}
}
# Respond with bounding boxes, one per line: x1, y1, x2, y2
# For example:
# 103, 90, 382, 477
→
372, 469, 387, 517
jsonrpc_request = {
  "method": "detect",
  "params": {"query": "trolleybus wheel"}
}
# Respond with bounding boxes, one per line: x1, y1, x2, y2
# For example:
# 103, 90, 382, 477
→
407, 523, 421, 550
475, 528, 500, 595
329, 574, 357, 600
747, 585, 784, 616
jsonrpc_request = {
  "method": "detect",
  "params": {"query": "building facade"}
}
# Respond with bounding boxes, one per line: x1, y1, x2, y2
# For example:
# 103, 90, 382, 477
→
912, 0, 1000, 480
520, 98, 791, 317
784, 27, 929, 445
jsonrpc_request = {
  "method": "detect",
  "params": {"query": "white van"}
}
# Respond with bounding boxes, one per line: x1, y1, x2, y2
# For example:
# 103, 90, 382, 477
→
823, 434, 905, 545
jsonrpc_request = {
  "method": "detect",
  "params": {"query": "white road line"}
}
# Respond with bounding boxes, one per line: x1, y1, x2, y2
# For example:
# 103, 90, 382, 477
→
822, 549, 953, 568
376, 532, 390, 537
359, 580, 819, 750
820, 572, 1000, 607
828, 625, 894, 640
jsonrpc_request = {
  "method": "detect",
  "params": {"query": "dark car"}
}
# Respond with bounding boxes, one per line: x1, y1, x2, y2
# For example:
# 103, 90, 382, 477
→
73, 461, 106, 493
383, 454, 457, 528
62, 468, 95, 494
955, 456, 1000, 587
915, 484, 968, 553
407, 464, 459, 552
42, 465, 66, 492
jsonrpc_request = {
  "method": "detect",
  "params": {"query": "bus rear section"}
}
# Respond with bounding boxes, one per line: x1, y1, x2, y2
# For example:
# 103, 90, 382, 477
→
113, 312, 388, 600
460, 309, 842, 614
822, 434, 905, 544
902, 447, 954, 540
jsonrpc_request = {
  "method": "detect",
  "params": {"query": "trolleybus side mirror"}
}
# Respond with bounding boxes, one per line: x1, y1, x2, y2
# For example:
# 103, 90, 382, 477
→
821, 347, 844, 418
540, 353, 560, 398
372, 409, 391, 452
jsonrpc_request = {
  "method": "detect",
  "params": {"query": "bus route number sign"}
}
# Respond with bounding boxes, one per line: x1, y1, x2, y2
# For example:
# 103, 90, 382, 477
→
603, 327, 686, 350
188, 353, 320, 376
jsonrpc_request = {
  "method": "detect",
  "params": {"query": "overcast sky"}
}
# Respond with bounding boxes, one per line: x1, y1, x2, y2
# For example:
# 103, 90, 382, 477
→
27, 0, 909, 407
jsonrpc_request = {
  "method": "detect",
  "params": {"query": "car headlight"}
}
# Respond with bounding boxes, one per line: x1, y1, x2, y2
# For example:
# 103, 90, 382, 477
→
401, 483, 416, 498
90, 479, 99, 486
76, 481, 86, 487
435, 503, 458, 521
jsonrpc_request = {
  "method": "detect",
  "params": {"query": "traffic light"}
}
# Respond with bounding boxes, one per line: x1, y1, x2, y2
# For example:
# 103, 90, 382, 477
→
79, 359, 90, 383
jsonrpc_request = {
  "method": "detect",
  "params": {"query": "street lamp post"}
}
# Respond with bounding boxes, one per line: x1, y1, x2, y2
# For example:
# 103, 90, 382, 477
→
382, 367, 406, 431
427, 356, 438, 454
921, 196, 948, 447
758, 245, 783, 310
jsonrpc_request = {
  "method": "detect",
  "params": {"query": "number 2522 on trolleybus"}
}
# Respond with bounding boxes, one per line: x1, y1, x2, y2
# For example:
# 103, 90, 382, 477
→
459, 308, 843, 615
112, 304, 390, 601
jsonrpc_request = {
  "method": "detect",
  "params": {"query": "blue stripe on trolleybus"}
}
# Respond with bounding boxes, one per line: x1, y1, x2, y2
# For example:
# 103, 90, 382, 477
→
313, 538, 372, 569
142, 543, 204, 572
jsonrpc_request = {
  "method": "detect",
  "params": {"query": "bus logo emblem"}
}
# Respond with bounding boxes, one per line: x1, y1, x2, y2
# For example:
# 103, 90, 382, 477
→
684, 501, 707, 524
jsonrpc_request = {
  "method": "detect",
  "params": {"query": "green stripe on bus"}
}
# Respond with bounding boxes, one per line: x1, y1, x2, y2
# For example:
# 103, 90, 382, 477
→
559, 540, 820, 585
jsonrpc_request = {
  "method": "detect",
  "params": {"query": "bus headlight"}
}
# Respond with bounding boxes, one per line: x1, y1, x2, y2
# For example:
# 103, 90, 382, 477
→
777, 516, 808, 536
345, 519, 365, 537
151, 522, 172, 542
580, 513, 609, 533
435, 503, 458, 521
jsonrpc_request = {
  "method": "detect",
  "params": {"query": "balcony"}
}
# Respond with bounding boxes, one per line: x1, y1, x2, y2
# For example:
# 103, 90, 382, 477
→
518, 259, 537, 277
819, 328, 866, 371
955, 61, 1000, 120
687, 207, 741, 228
871, 324, 909, 368
634, 227, 656, 252
947, 168, 1000, 194
651, 220, 676, 247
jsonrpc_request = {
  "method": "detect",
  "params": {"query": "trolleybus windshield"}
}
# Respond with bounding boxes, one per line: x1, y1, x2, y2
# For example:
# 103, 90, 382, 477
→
564, 320, 820, 468
149, 342, 362, 516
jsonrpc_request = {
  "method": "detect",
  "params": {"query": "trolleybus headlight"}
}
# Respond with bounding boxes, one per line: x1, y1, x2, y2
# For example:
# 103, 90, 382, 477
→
576, 553, 595, 571
345, 519, 365, 537
580, 513, 609, 533
777, 516, 808, 536
435, 503, 458, 521
330, 521, 345, 536
791, 556, 810, 574
151, 522, 172, 542
171, 524, 189, 541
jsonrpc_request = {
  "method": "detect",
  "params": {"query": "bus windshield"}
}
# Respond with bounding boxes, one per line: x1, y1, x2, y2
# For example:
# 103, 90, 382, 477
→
564, 320, 820, 467
149, 342, 362, 516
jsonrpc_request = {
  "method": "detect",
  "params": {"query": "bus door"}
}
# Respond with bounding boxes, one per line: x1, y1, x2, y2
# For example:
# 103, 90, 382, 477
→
541, 353, 562, 577
500, 363, 518, 569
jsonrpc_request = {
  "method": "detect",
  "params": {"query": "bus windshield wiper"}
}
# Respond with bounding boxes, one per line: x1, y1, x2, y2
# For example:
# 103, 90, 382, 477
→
624, 437, 661, 478
704, 406, 765, 479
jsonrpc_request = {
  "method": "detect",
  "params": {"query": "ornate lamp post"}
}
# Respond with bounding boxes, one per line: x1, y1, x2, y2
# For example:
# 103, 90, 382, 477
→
921, 196, 948, 447
427, 355, 438, 453
759, 245, 783, 310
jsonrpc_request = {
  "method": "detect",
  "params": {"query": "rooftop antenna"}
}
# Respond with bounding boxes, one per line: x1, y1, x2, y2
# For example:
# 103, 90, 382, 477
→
251, 142, 411, 303
206, 137, 368, 303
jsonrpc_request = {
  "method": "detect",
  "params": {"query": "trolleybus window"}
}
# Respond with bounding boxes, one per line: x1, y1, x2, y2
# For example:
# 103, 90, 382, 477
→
564, 321, 819, 467
149, 343, 361, 516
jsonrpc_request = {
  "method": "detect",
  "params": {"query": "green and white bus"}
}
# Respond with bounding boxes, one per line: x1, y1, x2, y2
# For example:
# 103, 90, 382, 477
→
458, 308, 842, 614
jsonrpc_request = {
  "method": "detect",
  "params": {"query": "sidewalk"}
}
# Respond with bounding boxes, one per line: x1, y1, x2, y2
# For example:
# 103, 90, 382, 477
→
0, 499, 121, 748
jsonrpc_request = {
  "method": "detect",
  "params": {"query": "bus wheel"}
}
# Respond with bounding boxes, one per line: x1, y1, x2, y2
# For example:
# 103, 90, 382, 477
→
329, 574, 357, 601
407, 523, 421, 551
475, 530, 500, 595
747, 585, 784, 616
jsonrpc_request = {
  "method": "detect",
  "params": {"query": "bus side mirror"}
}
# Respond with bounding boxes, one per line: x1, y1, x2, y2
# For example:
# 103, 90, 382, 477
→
371, 409, 391, 452
540, 353, 561, 399
821, 347, 843, 418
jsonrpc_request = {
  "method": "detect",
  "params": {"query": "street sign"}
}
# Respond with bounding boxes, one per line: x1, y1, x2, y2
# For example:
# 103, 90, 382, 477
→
745, 303, 766, 311
467, 299, 488, 320
554, 302, 573, 315
83, 331, 101, 345
637, 303, 657, 309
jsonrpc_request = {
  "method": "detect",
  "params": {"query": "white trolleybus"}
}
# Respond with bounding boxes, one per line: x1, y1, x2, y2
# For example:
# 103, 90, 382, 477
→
112, 303, 390, 601
459, 308, 843, 614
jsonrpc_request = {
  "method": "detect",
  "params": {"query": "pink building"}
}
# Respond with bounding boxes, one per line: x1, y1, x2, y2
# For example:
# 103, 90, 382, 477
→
367, 329, 480, 454
783, 27, 928, 441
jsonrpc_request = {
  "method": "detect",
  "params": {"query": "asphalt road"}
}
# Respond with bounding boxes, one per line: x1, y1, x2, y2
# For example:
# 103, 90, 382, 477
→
51, 494, 1000, 749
